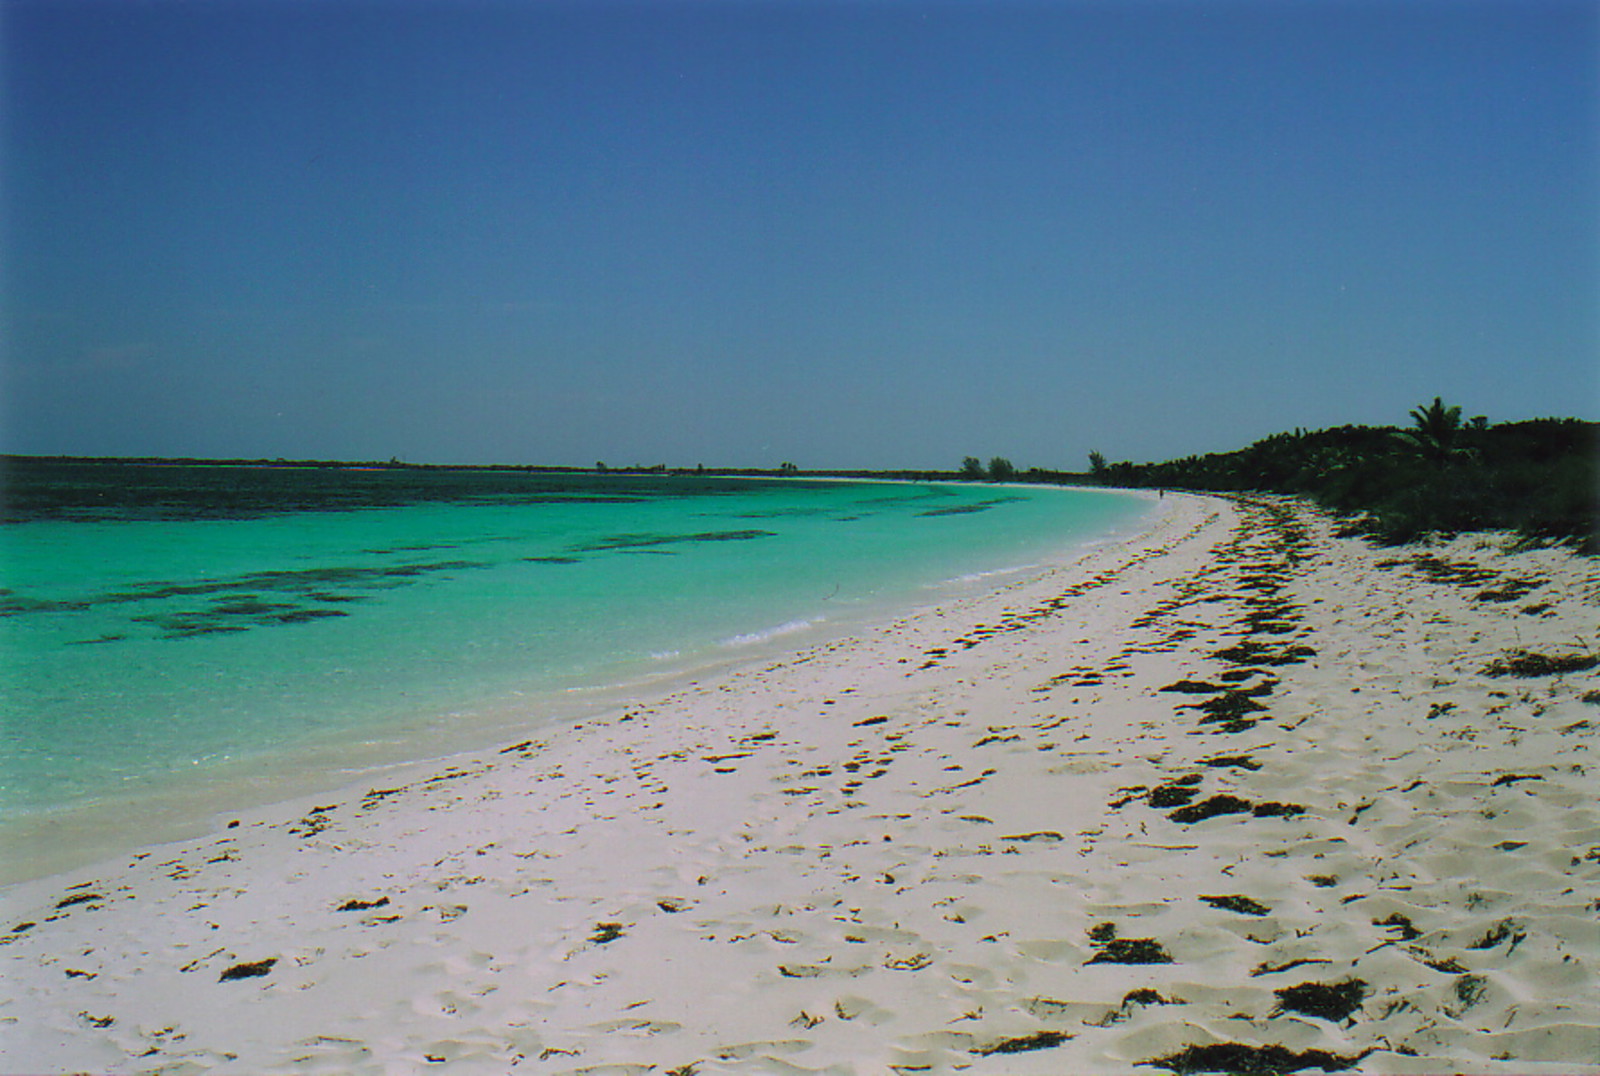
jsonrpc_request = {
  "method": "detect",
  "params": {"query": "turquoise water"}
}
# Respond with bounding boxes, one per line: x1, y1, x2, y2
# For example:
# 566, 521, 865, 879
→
1, 463, 1149, 831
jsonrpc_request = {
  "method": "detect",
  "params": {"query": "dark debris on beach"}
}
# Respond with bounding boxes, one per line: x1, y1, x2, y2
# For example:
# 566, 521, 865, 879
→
1482, 650, 1599, 677
1146, 1042, 1367, 1074
1086, 923, 1174, 965
218, 957, 277, 982
1168, 795, 1254, 824
971, 1030, 1073, 1056
1272, 979, 1368, 1022
1200, 894, 1271, 916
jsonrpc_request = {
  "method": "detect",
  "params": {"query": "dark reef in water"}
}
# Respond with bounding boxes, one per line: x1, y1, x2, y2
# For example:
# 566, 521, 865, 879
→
3, 555, 492, 641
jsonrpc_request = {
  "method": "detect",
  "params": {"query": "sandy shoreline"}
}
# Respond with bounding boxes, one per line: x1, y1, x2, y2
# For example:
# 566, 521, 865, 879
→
0, 482, 1156, 890
4, 493, 1598, 1074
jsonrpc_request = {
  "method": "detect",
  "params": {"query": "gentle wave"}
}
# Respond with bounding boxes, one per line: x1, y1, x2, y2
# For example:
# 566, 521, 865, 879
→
719, 618, 820, 648
936, 563, 1039, 586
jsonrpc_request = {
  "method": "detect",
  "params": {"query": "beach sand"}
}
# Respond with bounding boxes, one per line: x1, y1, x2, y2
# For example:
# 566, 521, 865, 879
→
3, 493, 1598, 1074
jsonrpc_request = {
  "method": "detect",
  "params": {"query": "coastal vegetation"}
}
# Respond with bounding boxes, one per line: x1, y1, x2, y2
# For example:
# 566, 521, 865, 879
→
1087, 404, 1596, 552
952, 401, 1593, 551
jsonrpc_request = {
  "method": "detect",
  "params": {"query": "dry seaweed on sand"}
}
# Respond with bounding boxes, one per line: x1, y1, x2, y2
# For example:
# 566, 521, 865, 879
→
1088, 938, 1173, 965
1124, 988, 1175, 1005
1475, 578, 1544, 602
588, 922, 626, 944
971, 1030, 1072, 1056
1149, 783, 1202, 808
1084, 921, 1173, 967
1169, 794, 1254, 823
1202, 754, 1262, 771
1373, 913, 1420, 940
1145, 1043, 1366, 1074
1160, 679, 1226, 694
1482, 649, 1599, 677
1468, 919, 1526, 951
1272, 979, 1367, 1021
1201, 894, 1270, 916
1387, 554, 1501, 587
54, 892, 102, 909
1214, 718, 1260, 733
218, 957, 277, 982
1191, 691, 1269, 721
1213, 641, 1316, 666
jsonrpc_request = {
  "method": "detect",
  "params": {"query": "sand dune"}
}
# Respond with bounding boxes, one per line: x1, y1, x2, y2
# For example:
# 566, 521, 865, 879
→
4, 493, 1598, 1074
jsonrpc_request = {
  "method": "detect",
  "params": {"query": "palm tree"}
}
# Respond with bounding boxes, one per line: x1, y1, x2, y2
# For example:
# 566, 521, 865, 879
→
1403, 396, 1465, 464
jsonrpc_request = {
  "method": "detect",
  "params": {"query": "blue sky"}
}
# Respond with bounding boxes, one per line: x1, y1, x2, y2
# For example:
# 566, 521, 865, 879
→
3, 0, 1595, 469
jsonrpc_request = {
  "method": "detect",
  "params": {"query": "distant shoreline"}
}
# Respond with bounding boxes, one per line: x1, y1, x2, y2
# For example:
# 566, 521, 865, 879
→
0, 454, 1095, 485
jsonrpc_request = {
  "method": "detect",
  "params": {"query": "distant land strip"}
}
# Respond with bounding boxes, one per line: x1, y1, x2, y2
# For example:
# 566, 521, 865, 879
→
5, 404, 1595, 551
0, 455, 1026, 484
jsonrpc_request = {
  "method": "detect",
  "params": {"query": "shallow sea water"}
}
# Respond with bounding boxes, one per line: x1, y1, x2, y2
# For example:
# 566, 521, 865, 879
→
1, 461, 1149, 844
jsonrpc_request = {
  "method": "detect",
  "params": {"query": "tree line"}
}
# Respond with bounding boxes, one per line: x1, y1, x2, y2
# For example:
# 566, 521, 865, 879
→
961, 399, 1596, 552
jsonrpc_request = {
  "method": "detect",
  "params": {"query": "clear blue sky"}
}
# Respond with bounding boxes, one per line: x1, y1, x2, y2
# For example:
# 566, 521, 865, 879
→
3, 0, 1595, 469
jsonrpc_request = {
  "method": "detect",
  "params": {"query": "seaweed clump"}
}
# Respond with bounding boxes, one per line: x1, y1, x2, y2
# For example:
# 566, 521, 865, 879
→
1373, 913, 1420, 940
1202, 754, 1262, 771
1169, 795, 1254, 824
1476, 578, 1543, 602
1149, 783, 1202, 808
54, 892, 103, 910
218, 957, 277, 982
1191, 691, 1269, 722
1188, 688, 1271, 732
1272, 979, 1367, 1022
1146, 1043, 1365, 1074
1468, 919, 1526, 951
1201, 894, 1270, 916
1160, 680, 1225, 694
1086, 923, 1173, 965
589, 922, 626, 944
1483, 650, 1599, 677
1090, 939, 1173, 964
1213, 641, 1316, 667
1125, 988, 1174, 1005
971, 1030, 1072, 1056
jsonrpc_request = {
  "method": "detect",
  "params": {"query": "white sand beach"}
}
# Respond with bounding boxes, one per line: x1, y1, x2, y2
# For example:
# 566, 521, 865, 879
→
3, 493, 1598, 1075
